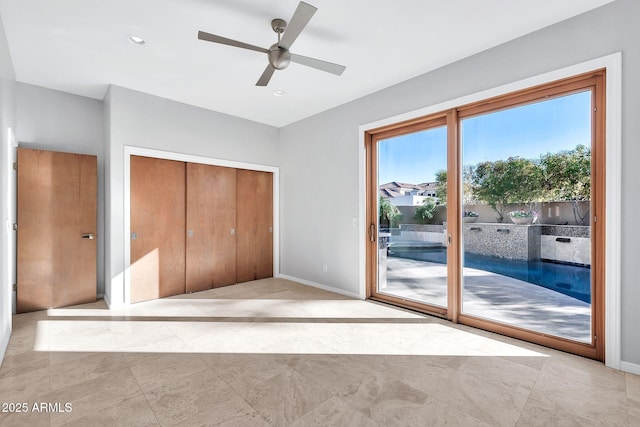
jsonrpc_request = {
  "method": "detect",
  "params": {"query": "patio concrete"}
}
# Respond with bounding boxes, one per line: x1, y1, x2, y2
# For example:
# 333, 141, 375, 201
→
381, 257, 591, 343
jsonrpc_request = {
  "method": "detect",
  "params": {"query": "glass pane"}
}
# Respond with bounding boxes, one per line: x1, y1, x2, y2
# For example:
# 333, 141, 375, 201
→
460, 91, 592, 343
377, 126, 448, 308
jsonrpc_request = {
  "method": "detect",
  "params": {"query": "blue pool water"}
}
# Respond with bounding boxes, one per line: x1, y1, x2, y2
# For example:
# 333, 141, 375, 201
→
390, 247, 591, 303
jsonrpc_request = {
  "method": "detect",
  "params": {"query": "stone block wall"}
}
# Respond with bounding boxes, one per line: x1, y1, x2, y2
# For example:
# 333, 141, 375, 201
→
396, 224, 446, 245
391, 223, 590, 265
463, 223, 541, 261
540, 225, 591, 266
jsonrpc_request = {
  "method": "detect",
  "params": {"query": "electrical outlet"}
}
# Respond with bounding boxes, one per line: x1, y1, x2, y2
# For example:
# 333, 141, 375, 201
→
322, 264, 328, 273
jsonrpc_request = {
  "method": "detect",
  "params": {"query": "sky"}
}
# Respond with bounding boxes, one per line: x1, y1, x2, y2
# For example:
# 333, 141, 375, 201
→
378, 90, 592, 185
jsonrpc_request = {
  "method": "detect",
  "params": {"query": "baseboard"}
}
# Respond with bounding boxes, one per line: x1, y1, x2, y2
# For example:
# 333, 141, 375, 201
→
620, 361, 640, 376
278, 274, 363, 300
0, 326, 11, 367
102, 293, 112, 309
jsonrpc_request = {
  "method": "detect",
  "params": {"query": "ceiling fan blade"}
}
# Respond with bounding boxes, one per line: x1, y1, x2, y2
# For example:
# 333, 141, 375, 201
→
290, 54, 346, 76
256, 65, 277, 86
278, 2, 317, 50
198, 31, 268, 54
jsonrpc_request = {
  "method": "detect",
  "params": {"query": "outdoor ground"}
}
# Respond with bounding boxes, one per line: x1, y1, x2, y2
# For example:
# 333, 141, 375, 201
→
383, 257, 591, 343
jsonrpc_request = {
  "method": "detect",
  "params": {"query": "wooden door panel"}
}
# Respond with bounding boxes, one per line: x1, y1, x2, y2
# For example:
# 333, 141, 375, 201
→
17, 148, 97, 312
236, 170, 273, 283
236, 170, 254, 283
255, 171, 273, 279
186, 163, 236, 292
130, 156, 186, 303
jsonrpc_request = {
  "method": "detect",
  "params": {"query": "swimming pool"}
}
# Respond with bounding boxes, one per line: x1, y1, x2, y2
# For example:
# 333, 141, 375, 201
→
389, 246, 591, 303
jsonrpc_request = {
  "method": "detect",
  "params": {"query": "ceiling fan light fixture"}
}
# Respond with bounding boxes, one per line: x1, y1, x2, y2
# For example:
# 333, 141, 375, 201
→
127, 34, 146, 46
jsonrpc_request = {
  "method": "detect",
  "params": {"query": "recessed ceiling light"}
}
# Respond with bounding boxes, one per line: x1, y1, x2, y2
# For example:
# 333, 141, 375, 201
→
273, 90, 286, 97
127, 34, 146, 46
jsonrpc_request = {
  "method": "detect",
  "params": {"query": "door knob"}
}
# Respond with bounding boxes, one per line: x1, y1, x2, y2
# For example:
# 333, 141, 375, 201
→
81, 233, 95, 240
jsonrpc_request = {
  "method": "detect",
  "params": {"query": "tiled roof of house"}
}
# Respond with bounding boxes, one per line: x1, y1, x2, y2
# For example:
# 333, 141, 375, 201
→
379, 181, 437, 198
380, 181, 416, 190
379, 188, 402, 198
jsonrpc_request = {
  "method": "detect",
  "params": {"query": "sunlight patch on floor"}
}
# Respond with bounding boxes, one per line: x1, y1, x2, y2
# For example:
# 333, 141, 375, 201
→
33, 318, 549, 358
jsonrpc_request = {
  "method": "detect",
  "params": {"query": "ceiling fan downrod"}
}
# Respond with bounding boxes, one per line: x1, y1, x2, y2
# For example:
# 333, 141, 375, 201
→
269, 18, 291, 70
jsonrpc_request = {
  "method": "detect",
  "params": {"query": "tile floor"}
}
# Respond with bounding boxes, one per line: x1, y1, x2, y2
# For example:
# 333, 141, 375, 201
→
0, 278, 637, 426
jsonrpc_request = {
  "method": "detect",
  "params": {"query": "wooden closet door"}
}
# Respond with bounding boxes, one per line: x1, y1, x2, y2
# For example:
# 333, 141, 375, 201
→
17, 148, 97, 312
186, 163, 237, 292
130, 156, 186, 303
236, 169, 273, 283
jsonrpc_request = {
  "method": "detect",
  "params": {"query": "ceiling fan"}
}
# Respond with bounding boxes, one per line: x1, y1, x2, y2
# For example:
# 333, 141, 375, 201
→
198, 1, 346, 86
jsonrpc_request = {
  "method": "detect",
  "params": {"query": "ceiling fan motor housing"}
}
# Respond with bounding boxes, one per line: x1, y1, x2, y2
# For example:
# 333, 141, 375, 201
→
269, 44, 291, 70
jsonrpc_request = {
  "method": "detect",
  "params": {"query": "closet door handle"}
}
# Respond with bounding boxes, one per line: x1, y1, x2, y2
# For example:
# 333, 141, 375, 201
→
81, 233, 95, 240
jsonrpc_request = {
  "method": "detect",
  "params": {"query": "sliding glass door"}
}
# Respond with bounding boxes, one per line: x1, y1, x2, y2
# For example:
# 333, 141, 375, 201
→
368, 116, 450, 315
460, 91, 594, 344
374, 122, 448, 313
366, 71, 605, 360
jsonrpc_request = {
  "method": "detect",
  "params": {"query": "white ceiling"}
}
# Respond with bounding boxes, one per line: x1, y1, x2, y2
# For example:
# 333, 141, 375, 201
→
0, 0, 615, 127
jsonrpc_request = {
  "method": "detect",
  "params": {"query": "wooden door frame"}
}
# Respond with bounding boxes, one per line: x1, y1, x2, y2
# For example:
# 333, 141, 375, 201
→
122, 146, 280, 305
365, 113, 451, 318
366, 72, 605, 360
359, 53, 622, 368
456, 70, 606, 361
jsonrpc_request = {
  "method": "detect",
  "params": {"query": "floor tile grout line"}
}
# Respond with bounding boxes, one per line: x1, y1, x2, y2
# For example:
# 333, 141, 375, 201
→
217, 363, 276, 424
233, 391, 274, 426
122, 363, 163, 427
249, 365, 336, 426
513, 363, 544, 427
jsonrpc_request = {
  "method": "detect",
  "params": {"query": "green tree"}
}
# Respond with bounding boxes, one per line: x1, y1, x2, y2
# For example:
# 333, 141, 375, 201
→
426, 145, 590, 225
470, 157, 544, 222
434, 167, 477, 207
379, 196, 401, 227
462, 165, 479, 205
414, 197, 438, 224
540, 144, 591, 224
434, 170, 448, 204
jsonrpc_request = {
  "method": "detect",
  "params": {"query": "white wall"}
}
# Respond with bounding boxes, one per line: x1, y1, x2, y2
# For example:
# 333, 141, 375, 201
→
279, 114, 362, 296
104, 85, 280, 306
279, 0, 640, 365
390, 195, 427, 207
0, 15, 16, 365
15, 83, 105, 299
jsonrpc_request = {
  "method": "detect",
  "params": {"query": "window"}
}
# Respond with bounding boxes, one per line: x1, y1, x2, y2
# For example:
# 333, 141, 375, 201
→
366, 70, 606, 360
